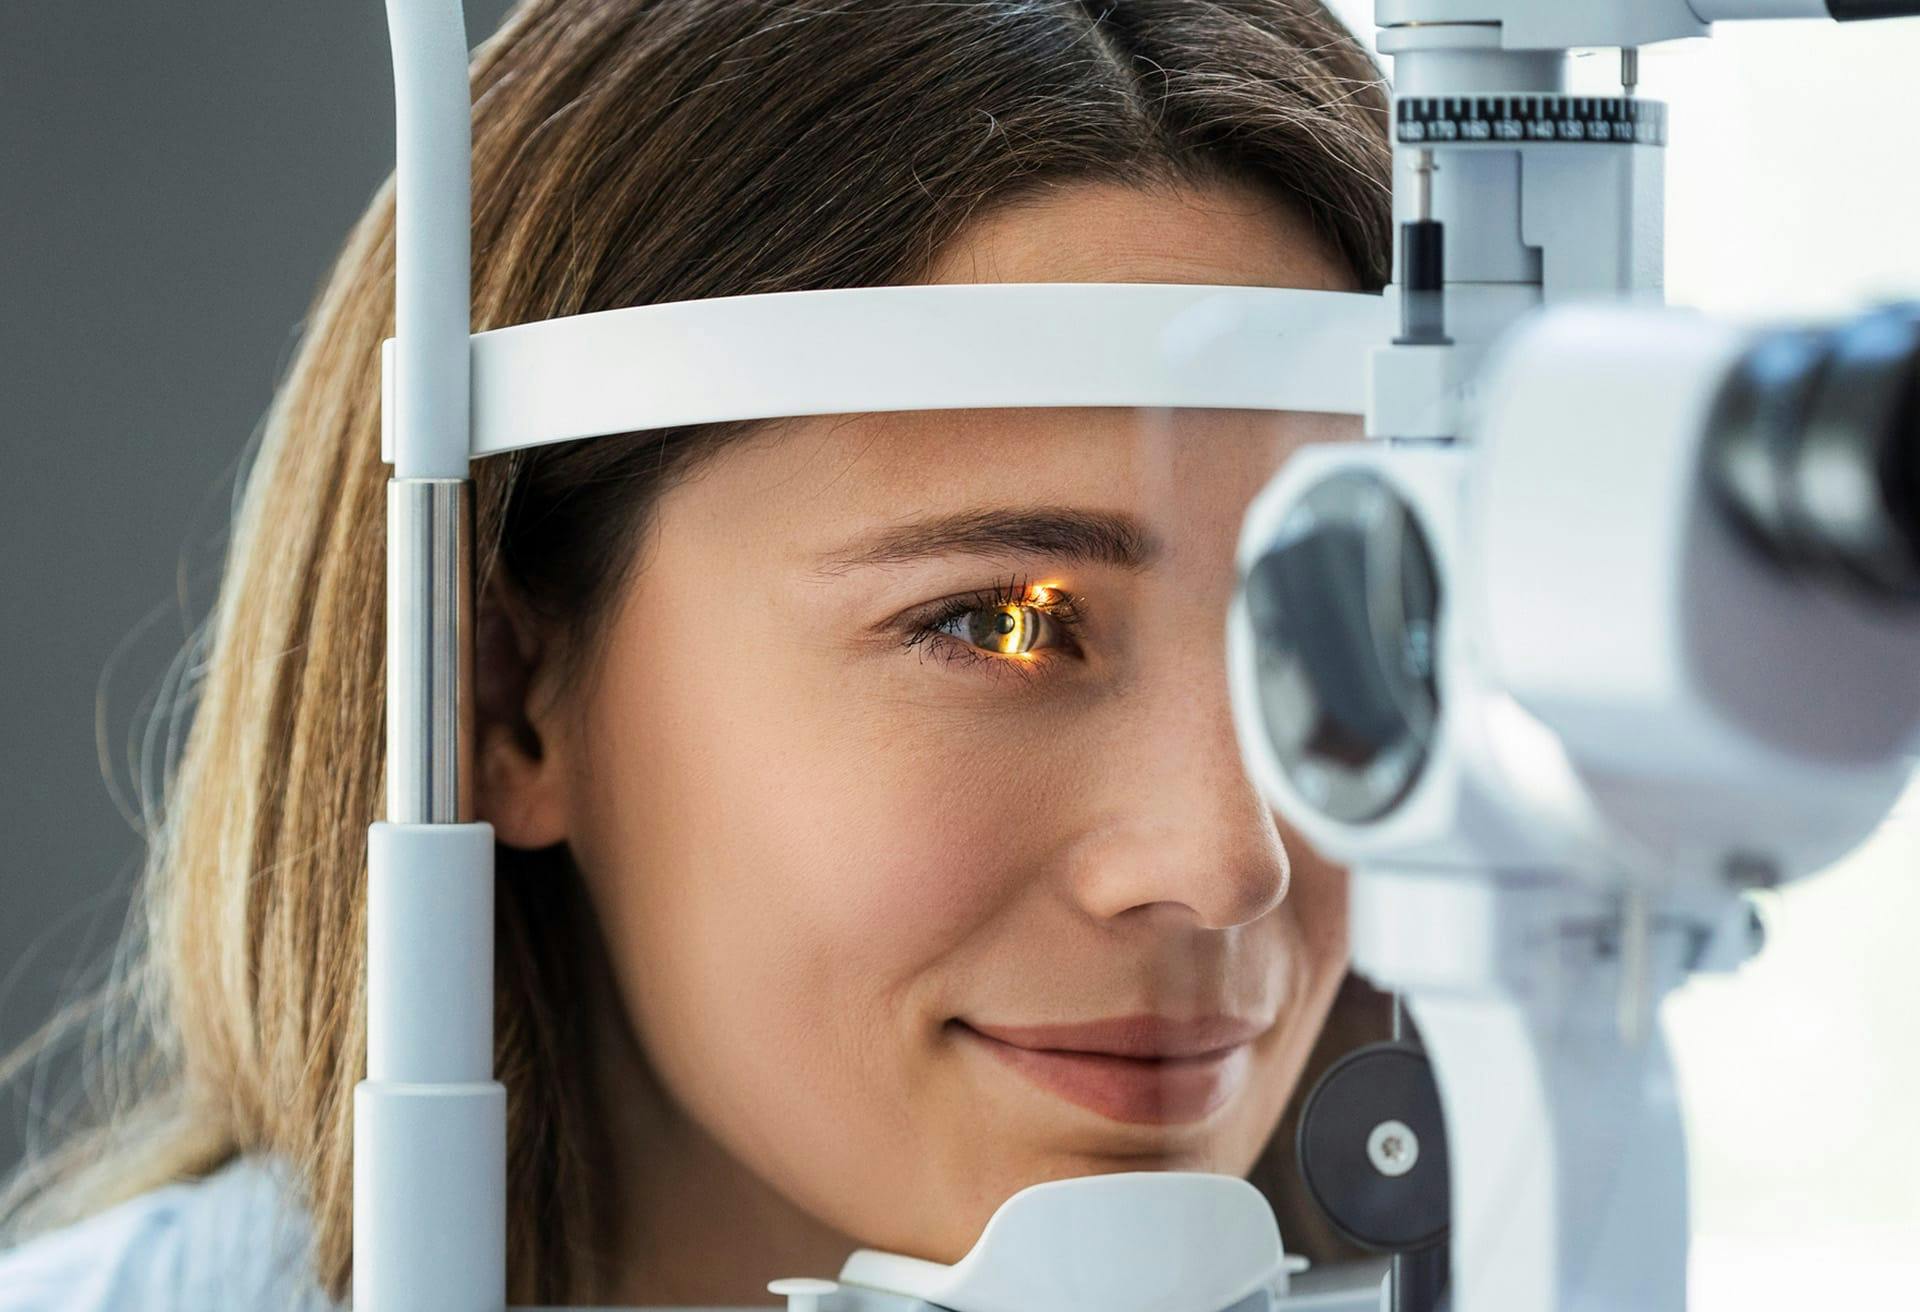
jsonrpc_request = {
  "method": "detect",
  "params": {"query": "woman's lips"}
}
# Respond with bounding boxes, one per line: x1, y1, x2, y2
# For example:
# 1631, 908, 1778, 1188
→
955, 1015, 1265, 1126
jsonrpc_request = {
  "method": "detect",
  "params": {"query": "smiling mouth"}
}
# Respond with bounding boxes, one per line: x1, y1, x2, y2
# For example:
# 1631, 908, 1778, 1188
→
952, 1015, 1266, 1126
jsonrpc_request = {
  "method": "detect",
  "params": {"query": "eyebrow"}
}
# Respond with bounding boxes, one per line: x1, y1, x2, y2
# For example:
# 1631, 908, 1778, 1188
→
813, 506, 1165, 576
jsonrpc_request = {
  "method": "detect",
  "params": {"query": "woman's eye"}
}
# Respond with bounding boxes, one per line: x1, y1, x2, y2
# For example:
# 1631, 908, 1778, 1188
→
900, 581, 1086, 671
936, 603, 1063, 656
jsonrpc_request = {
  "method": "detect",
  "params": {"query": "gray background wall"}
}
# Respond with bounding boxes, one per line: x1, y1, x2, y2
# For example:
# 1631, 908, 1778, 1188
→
0, 0, 514, 1181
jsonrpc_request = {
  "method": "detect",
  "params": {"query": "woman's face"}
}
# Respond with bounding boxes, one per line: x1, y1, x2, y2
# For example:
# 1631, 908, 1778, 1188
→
483, 178, 1360, 1279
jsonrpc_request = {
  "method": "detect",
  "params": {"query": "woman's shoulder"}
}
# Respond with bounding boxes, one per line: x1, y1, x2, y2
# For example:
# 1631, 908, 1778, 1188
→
0, 1156, 338, 1311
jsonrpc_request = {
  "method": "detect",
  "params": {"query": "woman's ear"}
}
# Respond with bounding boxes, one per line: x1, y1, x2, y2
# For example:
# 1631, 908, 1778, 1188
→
473, 581, 572, 851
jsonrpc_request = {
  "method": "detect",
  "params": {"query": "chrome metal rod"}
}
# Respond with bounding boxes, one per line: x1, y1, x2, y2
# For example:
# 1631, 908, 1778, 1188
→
386, 477, 475, 824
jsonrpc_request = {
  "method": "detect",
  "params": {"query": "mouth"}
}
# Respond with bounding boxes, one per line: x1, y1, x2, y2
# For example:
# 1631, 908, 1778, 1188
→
952, 1015, 1268, 1127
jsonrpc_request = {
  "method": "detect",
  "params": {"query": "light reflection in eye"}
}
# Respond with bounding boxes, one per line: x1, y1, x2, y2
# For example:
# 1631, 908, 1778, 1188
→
948, 600, 1056, 655
933, 583, 1075, 660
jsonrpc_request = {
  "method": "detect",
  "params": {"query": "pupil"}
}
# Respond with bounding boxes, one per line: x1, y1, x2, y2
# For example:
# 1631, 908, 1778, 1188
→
995, 610, 1017, 635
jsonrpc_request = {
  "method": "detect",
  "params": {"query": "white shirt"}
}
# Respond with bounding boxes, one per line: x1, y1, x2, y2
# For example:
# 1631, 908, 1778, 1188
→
0, 1156, 338, 1311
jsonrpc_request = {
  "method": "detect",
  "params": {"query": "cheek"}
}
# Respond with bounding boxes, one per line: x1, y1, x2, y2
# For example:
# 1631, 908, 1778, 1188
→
572, 620, 1059, 1184
1278, 822, 1349, 958
659, 686, 1055, 1010
1269, 825, 1350, 1014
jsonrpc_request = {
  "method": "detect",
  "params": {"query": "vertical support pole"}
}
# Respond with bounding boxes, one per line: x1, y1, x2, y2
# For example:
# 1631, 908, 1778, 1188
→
356, 5, 505, 1310
1351, 868, 1697, 1312
384, 0, 472, 482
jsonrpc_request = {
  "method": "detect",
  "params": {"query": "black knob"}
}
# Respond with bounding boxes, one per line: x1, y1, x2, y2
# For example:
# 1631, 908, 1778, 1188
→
1295, 1040, 1451, 1254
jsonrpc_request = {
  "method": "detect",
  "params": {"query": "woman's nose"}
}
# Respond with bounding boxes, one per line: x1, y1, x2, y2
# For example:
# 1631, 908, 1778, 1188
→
1057, 664, 1292, 930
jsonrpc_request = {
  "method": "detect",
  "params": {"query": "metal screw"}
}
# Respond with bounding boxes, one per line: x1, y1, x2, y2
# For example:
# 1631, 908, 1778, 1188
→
1367, 1119, 1420, 1177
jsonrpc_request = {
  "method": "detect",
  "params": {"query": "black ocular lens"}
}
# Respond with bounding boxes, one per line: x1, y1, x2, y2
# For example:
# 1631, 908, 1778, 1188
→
1707, 303, 1920, 602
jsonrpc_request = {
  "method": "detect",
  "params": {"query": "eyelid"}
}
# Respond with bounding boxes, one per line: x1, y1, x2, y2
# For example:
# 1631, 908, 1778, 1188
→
895, 575, 1081, 632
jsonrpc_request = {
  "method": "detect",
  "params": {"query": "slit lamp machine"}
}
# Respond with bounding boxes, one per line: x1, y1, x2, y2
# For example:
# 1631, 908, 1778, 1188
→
356, 2, 1920, 1309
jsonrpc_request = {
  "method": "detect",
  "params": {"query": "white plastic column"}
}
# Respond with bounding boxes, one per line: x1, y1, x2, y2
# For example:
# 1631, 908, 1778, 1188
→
1351, 868, 1695, 1312
383, 0, 471, 481
354, 824, 504, 1312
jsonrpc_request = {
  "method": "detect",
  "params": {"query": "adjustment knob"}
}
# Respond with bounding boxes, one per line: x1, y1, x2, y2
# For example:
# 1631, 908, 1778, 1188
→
1296, 1041, 1450, 1253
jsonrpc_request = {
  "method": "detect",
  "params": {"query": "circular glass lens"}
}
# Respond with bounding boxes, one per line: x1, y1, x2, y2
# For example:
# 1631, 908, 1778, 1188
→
1239, 469, 1441, 824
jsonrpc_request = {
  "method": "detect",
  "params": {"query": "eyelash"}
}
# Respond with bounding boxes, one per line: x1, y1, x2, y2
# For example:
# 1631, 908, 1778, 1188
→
900, 573, 1088, 680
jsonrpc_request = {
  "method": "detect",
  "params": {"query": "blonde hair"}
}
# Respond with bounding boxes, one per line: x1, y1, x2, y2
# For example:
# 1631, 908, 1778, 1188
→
1, 1, 1394, 1301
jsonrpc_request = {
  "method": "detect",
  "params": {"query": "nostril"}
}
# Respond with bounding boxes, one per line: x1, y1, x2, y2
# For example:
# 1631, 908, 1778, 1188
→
1208, 858, 1291, 929
1102, 853, 1288, 931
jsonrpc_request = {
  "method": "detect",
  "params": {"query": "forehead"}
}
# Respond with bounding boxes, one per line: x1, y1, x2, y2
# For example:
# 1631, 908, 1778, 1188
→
658, 176, 1360, 555
925, 176, 1355, 291
712, 406, 1343, 547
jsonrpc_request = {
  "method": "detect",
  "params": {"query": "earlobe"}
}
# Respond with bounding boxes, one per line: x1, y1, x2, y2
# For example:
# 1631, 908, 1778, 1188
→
473, 587, 572, 851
